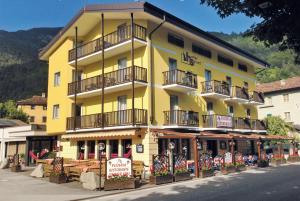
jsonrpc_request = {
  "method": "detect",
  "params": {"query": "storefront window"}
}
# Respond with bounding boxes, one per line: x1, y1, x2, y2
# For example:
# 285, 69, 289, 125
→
78, 141, 85, 160
122, 139, 132, 158
158, 139, 168, 155
110, 140, 118, 158
87, 141, 95, 159
182, 139, 191, 160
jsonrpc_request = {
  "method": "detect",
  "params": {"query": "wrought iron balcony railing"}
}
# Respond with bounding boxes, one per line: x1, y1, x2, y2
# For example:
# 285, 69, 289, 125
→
201, 80, 230, 96
164, 110, 199, 126
162, 69, 197, 89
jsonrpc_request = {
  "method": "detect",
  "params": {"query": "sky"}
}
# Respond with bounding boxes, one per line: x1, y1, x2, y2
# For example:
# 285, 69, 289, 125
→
0, 0, 261, 33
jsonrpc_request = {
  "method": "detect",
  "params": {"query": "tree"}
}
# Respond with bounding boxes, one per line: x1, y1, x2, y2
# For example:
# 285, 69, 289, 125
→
265, 116, 293, 136
0, 100, 28, 123
200, 0, 300, 63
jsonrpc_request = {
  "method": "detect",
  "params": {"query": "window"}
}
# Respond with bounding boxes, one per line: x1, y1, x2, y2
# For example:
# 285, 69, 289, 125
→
43, 106, 47, 110
244, 82, 249, 89
284, 112, 291, 121
53, 105, 60, 119
207, 102, 213, 114
238, 63, 248, 72
42, 116, 47, 123
169, 58, 177, 70
246, 109, 251, 117
54, 72, 61, 86
266, 97, 272, 105
228, 105, 234, 116
30, 116, 35, 123
283, 94, 289, 102
118, 57, 127, 69
218, 55, 233, 67
267, 114, 272, 117
192, 44, 211, 58
168, 34, 184, 48
31, 105, 35, 110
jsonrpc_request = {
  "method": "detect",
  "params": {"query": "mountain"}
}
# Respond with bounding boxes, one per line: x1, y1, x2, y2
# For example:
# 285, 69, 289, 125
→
0, 27, 299, 102
0, 27, 61, 101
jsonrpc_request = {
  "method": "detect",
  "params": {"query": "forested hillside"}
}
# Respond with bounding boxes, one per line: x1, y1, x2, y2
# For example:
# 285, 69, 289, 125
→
0, 28, 60, 101
0, 28, 299, 102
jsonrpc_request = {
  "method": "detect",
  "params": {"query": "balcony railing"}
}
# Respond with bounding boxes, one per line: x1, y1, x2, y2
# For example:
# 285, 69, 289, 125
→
162, 69, 197, 88
201, 80, 230, 96
251, 91, 264, 103
233, 117, 251, 130
202, 114, 233, 129
251, 119, 266, 130
68, 66, 147, 95
232, 86, 249, 100
66, 109, 147, 130
68, 24, 147, 62
163, 110, 199, 126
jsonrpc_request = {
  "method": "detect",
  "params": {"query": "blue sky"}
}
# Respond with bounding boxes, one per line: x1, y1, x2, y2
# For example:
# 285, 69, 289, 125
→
0, 0, 261, 33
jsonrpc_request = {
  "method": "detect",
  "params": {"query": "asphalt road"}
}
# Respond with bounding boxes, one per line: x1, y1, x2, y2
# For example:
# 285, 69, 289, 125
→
1, 163, 300, 201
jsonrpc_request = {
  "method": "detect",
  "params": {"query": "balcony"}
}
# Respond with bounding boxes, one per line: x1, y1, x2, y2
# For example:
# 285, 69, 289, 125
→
162, 69, 198, 92
66, 109, 147, 131
200, 80, 230, 99
251, 119, 267, 131
225, 86, 249, 103
246, 91, 264, 105
202, 114, 266, 131
68, 66, 147, 99
163, 110, 199, 127
68, 24, 147, 66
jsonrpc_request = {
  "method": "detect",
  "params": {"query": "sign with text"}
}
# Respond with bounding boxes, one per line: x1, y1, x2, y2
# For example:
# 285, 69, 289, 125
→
216, 115, 233, 128
181, 51, 200, 66
224, 152, 233, 164
106, 158, 132, 179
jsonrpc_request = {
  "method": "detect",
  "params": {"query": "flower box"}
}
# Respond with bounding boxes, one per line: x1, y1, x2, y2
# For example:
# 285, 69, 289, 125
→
11, 165, 21, 172
104, 177, 136, 191
257, 160, 269, 168
173, 172, 191, 182
287, 156, 300, 163
49, 173, 67, 184
270, 158, 286, 166
221, 166, 236, 175
199, 169, 214, 178
235, 164, 246, 172
149, 174, 173, 185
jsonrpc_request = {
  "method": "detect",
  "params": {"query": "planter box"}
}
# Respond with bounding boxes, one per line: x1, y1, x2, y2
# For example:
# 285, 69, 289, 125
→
149, 174, 173, 185
271, 159, 286, 166
173, 172, 192, 182
287, 156, 300, 163
104, 178, 136, 191
199, 169, 214, 178
11, 165, 21, 172
257, 160, 269, 168
49, 174, 67, 184
236, 165, 246, 172
221, 166, 236, 175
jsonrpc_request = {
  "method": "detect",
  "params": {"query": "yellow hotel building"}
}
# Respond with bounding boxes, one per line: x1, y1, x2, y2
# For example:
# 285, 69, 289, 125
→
39, 2, 268, 171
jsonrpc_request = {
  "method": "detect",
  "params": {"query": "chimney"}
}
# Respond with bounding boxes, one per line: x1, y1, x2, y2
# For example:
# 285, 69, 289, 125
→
42, 92, 46, 98
280, 79, 286, 86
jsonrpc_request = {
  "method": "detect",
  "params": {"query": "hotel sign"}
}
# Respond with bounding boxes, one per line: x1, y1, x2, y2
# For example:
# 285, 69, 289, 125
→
181, 51, 200, 66
106, 158, 132, 179
216, 115, 233, 128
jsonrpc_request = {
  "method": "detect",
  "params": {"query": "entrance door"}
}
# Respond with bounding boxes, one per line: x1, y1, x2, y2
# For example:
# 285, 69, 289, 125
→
207, 140, 218, 157
205, 70, 212, 92
118, 57, 127, 82
118, 96, 127, 125
170, 95, 178, 124
226, 76, 232, 95
117, 23, 127, 42
169, 58, 177, 83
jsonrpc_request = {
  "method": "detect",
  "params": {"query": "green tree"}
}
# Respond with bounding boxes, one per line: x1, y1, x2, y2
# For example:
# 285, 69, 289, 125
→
200, 0, 300, 63
0, 100, 28, 123
265, 116, 293, 136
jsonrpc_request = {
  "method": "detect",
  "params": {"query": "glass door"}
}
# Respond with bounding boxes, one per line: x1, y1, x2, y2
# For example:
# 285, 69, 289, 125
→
205, 70, 212, 92
118, 96, 127, 125
170, 95, 178, 124
118, 57, 128, 82
169, 58, 177, 84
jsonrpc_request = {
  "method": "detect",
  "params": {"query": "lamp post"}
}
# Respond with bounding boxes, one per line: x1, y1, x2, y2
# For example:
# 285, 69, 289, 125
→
98, 142, 105, 191
169, 142, 175, 174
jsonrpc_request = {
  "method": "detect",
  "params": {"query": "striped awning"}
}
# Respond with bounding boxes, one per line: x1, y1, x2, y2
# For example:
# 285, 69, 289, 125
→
61, 129, 141, 140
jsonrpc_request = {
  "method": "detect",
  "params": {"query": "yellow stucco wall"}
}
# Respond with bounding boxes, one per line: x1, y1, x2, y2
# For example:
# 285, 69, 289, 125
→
18, 105, 47, 125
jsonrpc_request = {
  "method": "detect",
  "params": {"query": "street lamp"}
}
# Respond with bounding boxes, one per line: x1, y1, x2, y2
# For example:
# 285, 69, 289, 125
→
98, 142, 105, 191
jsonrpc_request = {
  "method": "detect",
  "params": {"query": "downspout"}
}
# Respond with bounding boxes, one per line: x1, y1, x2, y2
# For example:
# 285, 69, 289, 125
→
131, 13, 135, 126
101, 13, 105, 128
74, 26, 78, 131
149, 15, 166, 124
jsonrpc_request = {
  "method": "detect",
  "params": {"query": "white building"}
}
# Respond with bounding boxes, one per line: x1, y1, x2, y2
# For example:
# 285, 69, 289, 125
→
257, 77, 300, 128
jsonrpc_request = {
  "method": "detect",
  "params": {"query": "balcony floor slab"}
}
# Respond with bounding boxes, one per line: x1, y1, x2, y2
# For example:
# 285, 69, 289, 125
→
199, 93, 230, 99
162, 84, 197, 93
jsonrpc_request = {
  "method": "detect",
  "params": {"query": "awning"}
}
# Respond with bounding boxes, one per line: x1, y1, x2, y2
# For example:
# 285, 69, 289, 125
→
150, 129, 198, 139
61, 129, 142, 140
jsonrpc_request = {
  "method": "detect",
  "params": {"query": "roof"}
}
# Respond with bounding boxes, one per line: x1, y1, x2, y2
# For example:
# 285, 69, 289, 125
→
256, 76, 300, 94
39, 2, 269, 68
17, 95, 47, 106
0, 119, 28, 128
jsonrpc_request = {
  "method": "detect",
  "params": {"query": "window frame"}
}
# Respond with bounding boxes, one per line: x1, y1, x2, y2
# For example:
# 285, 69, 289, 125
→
54, 72, 61, 87
238, 63, 248, 72
283, 94, 289, 102
52, 104, 60, 119
168, 33, 184, 48
192, 44, 211, 58
217, 55, 234, 67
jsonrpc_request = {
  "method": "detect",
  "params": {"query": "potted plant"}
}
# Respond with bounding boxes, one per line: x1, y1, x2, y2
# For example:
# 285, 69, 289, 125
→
199, 166, 214, 178
257, 159, 269, 168
270, 157, 286, 166
221, 163, 236, 175
49, 172, 67, 184
235, 162, 246, 172
149, 168, 173, 185
287, 155, 300, 163
173, 168, 191, 182
104, 174, 137, 191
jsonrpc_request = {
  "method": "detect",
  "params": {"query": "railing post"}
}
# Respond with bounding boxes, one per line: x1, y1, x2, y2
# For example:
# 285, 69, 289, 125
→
101, 13, 105, 129
131, 13, 135, 126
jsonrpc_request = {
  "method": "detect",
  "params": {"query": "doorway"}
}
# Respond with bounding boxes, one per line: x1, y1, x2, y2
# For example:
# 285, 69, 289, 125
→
118, 96, 127, 125
207, 140, 218, 157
